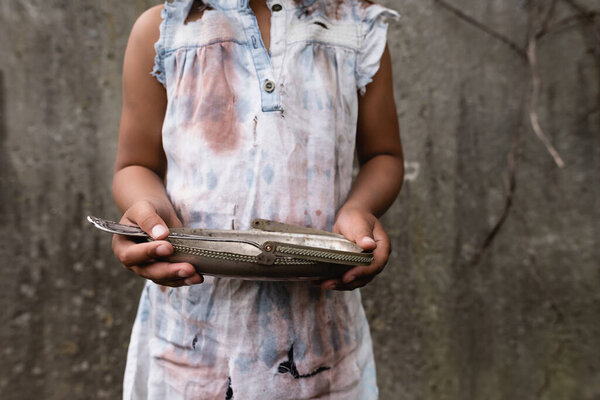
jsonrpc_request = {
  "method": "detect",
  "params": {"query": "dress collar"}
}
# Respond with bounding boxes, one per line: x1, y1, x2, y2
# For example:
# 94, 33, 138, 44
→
204, 0, 317, 11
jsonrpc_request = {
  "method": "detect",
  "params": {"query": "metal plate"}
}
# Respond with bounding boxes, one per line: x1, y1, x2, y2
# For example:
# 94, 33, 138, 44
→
88, 216, 373, 281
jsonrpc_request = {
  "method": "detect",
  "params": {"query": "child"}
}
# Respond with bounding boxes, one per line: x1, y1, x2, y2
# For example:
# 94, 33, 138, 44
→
111, 0, 404, 398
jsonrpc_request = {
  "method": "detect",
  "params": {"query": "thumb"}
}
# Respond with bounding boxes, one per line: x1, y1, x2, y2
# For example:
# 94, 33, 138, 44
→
128, 201, 170, 240
350, 223, 377, 251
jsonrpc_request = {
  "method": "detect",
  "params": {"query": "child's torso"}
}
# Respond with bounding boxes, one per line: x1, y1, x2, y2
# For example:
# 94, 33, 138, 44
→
156, 0, 380, 231
123, 1, 397, 398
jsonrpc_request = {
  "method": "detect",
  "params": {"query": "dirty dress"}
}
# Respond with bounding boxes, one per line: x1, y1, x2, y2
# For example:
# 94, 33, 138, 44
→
123, 0, 398, 398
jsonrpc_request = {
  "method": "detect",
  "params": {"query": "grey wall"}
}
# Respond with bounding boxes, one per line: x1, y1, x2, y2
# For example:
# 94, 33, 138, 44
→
1, 0, 598, 399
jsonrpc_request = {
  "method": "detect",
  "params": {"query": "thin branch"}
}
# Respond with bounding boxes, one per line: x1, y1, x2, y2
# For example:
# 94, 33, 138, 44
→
561, 0, 600, 48
434, 0, 528, 60
539, 0, 558, 35
527, 36, 566, 168
560, 0, 600, 43
561, 0, 591, 15
470, 133, 520, 266
539, 11, 600, 38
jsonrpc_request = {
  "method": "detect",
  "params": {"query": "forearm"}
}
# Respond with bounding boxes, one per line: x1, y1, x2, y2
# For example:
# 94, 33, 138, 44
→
341, 154, 404, 218
112, 165, 171, 214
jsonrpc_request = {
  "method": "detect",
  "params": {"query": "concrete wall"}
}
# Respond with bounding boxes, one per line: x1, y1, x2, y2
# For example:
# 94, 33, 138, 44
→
1, 0, 598, 399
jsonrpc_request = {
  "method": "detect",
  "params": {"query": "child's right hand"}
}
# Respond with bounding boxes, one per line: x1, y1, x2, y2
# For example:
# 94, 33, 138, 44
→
111, 199, 203, 287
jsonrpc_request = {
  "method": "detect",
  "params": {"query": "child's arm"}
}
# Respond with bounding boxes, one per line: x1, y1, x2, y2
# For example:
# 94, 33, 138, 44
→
321, 45, 404, 291
111, 6, 202, 287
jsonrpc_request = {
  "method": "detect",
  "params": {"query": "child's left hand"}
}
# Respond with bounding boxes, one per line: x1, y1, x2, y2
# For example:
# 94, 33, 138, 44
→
319, 206, 391, 291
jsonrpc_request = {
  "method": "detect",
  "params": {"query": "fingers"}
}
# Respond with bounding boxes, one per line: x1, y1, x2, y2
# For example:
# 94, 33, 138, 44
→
347, 220, 377, 251
318, 273, 367, 291
107, 198, 206, 287
112, 232, 203, 285
357, 235, 377, 250
333, 208, 377, 251
129, 262, 202, 285
144, 271, 203, 288
120, 249, 203, 287
112, 234, 172, 267
320, 220, 391, 291
112, 199, 204, 286
318, 274, 370, 291
123, 200, 170, 239
319, 278, 343, 291
345, 222, 390, 281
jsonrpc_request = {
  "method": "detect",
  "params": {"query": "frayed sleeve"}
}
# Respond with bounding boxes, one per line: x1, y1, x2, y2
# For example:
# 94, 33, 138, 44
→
150, 5, 169, 86
355, 2, 399, 95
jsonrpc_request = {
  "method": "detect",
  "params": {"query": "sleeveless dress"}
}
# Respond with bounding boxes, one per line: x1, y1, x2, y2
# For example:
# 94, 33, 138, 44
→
123, 0, 398, 398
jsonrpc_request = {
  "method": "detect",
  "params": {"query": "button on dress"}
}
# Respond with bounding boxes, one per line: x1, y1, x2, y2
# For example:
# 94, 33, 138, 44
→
123, 0, 398, 398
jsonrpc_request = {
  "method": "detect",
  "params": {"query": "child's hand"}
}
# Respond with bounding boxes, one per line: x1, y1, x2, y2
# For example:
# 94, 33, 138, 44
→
319, 207, 391, 291
111, 199, 203, 287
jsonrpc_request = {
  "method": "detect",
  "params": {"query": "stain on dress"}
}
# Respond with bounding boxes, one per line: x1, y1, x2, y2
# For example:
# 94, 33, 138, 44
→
176, 43, 245, 154
277, 345, 331, 379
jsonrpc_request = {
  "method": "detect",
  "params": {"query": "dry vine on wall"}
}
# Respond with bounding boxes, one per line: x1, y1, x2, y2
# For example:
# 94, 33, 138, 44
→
433, 0, 600, 266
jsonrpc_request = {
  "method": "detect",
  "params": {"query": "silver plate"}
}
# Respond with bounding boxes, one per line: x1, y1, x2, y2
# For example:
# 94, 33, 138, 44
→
88, 216, 373, 281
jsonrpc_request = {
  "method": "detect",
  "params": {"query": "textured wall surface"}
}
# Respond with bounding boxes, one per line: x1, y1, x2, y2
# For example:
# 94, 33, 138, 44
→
0, 0, 598, 399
